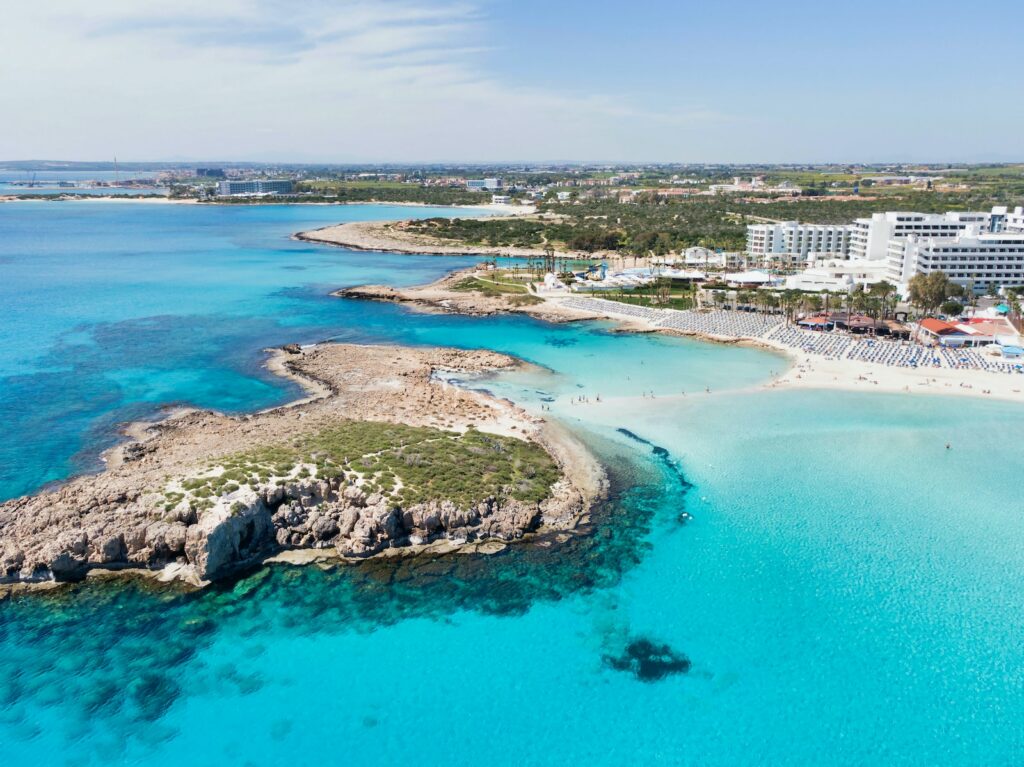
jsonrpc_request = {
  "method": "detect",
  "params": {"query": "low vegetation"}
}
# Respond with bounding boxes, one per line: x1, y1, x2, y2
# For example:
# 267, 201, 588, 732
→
295, 182, 487, 206
164, 421, 559, 512
599, 291, 696, 311
404, 188, 1023, 256
451, 276, 544, 305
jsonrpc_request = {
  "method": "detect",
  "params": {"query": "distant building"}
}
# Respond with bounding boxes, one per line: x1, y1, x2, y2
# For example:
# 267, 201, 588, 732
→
217, 179, 294, 196
709, 176, 800, 195
196, 168, 226, 178
491, 194, 511, 205
861, 175, 937, 186
466, 178, 502, 192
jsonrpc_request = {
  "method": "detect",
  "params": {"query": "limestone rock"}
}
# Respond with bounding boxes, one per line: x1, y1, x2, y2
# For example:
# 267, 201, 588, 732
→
0, 343, 593, 587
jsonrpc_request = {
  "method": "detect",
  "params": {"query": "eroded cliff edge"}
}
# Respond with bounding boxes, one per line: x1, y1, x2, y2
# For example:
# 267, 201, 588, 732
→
0, 344, 605, 590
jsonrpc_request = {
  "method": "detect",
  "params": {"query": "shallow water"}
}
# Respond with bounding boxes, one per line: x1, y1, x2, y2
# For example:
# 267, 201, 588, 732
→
2, 202, 1024, 765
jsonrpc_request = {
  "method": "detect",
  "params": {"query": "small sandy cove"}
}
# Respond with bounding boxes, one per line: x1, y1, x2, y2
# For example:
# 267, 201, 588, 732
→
540, 297, 1024, 404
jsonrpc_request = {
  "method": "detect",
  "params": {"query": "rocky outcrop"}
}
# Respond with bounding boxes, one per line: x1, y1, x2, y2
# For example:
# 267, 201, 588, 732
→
334, 285, 403, 302
0, 343, 601, 588
333, 270, 583, 324
0, 470, 569, 584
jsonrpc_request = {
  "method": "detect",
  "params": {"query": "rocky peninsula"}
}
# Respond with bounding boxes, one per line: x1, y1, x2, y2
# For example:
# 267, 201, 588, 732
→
334, 266, 601, 324
0, 344, 604, 590
296, 218, 557, 258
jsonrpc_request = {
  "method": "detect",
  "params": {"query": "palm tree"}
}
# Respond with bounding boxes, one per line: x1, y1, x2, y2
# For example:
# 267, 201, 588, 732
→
752, 288, 767, 314
822, 290, 834, 316
1004, 288, 1021, 319
781, 289, 800, 324
852, 288, 869, 316
868, 281, 896, 319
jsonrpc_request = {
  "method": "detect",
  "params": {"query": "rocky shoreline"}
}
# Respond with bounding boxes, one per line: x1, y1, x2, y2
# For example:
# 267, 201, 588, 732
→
333, 266, 602, 324
0, 344, 605, 592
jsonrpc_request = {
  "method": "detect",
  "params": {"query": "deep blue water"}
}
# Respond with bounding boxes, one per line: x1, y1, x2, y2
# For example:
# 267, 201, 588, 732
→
0, 202, 483, 498
2, 202, 1024, 765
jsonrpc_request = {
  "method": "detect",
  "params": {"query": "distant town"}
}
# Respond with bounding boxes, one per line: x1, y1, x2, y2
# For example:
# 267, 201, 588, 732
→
3, 160, 1023, 340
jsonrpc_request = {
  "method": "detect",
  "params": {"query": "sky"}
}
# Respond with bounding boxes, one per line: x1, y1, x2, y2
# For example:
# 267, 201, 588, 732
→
2, 0, 1023, 163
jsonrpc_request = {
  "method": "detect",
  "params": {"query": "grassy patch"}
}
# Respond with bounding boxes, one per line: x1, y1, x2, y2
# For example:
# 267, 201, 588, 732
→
452, 276, 529, 295
451, 277, 543, 306
166, 421, 558, 511
507, 294, 544, 306
600, 292, 695, 311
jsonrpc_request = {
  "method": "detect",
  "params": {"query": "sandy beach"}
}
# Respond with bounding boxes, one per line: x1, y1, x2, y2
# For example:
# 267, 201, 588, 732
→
540, 296, 1024, 404
761, 343, 1024, 402
326, 252, 1024, 405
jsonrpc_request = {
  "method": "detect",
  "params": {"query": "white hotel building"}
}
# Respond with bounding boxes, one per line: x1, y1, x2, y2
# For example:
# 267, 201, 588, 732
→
745, 221, 851, 265
847, 210, 998, 261
886, 228, 1024, 292
747, 206, 1024, 295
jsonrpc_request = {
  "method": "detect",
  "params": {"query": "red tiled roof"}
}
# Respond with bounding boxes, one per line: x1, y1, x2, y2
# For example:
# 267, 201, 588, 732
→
919, 318, 961, 335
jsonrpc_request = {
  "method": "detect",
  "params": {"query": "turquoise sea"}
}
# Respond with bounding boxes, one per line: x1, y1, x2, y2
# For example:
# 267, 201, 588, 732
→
2, 202, 1024, 765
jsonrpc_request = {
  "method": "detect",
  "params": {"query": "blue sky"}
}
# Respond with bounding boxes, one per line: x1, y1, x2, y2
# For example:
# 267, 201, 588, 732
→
2, 0, 1022, 162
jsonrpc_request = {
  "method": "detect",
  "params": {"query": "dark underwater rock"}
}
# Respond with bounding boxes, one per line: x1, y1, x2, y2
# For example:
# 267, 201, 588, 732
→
603, 637, 691, 682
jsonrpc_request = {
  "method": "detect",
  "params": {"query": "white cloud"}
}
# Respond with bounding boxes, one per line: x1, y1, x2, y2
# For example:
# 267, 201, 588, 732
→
0, 0, 726, 160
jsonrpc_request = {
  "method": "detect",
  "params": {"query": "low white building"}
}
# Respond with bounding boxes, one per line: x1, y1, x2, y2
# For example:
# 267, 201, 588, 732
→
784, 259, 891, 293
539, 273, 569, 293
655, 248, 739, 269
724, 270, 775, 286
